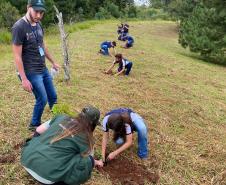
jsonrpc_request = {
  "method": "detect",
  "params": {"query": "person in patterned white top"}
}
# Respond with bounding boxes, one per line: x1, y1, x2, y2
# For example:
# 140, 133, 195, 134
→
104, 53, 133, 76
99, 108, 148, 166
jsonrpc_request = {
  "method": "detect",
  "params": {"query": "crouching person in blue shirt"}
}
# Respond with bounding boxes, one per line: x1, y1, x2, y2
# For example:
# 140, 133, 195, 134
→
99, 108, 148, 166
105, 53, 133, 76
21, 106, 103, 185
99, 41, 116, 57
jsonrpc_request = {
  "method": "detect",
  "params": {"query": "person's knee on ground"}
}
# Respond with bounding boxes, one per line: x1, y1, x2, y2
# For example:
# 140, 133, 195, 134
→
137, 126, 148, 159
101, 47, 109, 55
125, 43, 132, 48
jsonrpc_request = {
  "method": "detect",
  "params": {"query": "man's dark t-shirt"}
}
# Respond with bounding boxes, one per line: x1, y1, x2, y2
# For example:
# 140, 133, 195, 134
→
12, 18, 46, 74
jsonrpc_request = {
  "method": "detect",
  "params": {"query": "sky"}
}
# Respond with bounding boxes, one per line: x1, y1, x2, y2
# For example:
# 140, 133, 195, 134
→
134, 0, 150, 6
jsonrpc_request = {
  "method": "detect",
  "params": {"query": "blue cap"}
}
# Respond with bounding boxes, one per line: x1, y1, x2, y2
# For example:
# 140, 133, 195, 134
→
28, 0, 46, 12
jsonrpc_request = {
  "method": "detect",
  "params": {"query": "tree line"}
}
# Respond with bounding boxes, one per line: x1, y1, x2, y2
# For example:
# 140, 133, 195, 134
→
150, 0, 226, 64
0, 0, 137, 29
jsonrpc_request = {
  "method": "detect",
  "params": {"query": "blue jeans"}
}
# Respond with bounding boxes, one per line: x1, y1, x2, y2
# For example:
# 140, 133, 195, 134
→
132, 113, 148, 158
125, 62, 133, 75
26, 69, 57, 126
115, 113, 148, 159
117, 62, 133, 76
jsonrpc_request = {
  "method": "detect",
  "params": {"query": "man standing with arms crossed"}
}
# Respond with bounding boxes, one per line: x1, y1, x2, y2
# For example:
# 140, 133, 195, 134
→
12, 0, 60, 131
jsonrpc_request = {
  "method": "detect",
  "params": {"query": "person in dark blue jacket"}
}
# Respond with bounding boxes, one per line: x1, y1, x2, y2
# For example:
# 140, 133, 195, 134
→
122, 35, 134, 48
99, 41, 116, 57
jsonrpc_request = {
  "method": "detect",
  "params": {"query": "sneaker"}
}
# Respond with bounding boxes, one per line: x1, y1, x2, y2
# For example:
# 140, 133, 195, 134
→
28, 125, 39, 131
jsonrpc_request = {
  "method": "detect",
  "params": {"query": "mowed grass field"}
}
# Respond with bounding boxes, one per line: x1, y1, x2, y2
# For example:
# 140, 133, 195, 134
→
0, 20, 226, 185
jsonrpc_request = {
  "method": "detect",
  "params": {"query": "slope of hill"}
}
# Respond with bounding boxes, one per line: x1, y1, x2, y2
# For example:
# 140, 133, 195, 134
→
0, 20, 226, 185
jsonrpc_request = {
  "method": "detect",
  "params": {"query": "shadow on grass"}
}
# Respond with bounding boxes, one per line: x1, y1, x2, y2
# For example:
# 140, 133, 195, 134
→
177, 51, 226, 67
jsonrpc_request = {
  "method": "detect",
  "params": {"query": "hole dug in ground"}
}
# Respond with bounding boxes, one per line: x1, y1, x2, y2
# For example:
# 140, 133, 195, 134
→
98, 156, 159, 185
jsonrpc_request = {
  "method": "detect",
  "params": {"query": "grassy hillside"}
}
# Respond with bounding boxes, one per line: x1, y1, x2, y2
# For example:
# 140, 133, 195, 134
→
0, 20, 226, 185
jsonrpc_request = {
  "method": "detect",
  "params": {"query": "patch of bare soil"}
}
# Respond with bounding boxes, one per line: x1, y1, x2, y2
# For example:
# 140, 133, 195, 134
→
0, 154, 16, 164
98, 156, 159, 185
0, 140, 25, 164
13, 141, 25, 150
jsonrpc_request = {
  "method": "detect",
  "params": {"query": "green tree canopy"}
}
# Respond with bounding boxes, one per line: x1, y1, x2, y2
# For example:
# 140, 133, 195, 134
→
2, 0, 137, 27
168, 0, 226, 63
0, 1, 20, 29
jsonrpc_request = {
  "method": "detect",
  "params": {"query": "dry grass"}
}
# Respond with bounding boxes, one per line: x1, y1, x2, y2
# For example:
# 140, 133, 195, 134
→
0, 20, 226, 185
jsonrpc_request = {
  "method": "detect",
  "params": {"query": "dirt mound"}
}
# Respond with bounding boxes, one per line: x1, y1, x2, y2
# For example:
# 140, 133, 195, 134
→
98, 156, 159, 185
0, 154, 16, 164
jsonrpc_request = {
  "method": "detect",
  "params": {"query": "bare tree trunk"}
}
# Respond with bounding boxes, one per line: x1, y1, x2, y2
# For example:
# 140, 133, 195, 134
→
53, 5, 70, 81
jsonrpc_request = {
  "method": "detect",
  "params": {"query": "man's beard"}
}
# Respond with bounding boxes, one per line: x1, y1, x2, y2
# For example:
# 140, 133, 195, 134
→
29, 11, 40, 23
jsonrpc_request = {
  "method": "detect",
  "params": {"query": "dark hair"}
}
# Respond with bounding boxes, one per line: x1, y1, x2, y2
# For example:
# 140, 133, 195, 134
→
107, 113, 132, 142
121, 112, 132, 125
108, 114, 126, 142
115, 53, 122, 59
51, 113, 95, 156
115, 53, 123, 63
112, 41, 116, 47
124, 24, 129, 27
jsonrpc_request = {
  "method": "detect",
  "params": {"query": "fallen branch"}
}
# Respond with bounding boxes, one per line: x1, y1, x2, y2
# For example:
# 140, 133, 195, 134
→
53, 5, 70, 81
